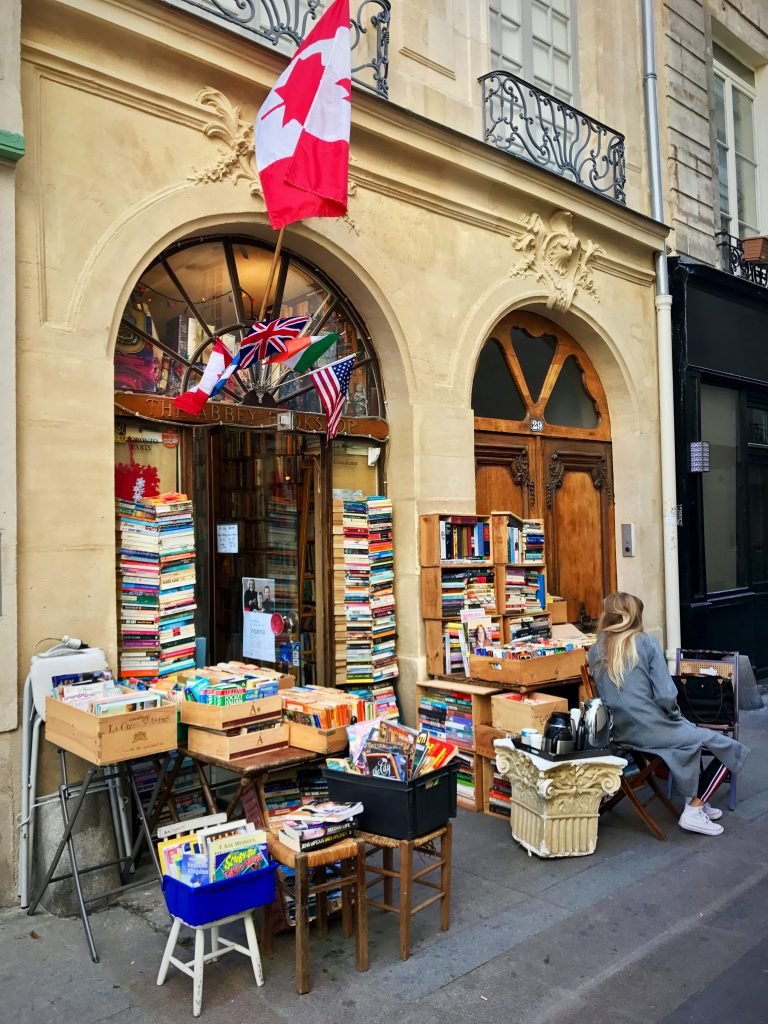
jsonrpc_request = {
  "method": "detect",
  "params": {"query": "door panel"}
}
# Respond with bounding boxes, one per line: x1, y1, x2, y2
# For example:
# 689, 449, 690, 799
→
475, 435, 536, 517
543, 441, 616, 623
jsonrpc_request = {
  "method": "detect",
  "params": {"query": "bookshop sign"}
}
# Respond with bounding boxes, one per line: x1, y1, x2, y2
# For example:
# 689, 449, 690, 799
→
115, 394, 389, 440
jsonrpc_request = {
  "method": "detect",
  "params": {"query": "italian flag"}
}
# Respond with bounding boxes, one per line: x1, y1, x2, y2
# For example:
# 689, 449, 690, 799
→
173, 338, 233, 415
264, 332, 340, 373
255, 0, 351, 229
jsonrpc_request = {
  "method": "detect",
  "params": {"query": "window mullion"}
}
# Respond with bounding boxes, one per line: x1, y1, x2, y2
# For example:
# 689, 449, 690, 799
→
725, 77, 740, 236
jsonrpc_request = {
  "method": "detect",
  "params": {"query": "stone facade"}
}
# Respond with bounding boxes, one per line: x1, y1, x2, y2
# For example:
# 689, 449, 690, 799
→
4, 0, 674, 905
659, 0, 768, 262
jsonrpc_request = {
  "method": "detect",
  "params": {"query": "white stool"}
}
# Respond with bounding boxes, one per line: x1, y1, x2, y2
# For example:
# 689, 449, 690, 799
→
157, 908, 264, 1017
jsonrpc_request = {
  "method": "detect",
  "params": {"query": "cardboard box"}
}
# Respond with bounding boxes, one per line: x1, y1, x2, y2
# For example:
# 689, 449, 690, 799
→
474, 723, 508, 759
469, 647, 585, 689
491, 691, 569, 734
289, 722, 349, 754
45, 693, 176, 766
180, 695, 282, 731
186, 721, 289, 761
548, 600, 568, 625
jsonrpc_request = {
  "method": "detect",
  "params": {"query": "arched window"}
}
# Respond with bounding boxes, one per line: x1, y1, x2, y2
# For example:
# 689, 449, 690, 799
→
115, 236, 383, 422
472, 311, 610, 440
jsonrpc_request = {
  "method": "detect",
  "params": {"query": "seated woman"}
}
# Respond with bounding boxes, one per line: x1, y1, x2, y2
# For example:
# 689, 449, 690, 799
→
588, 592, 749, 837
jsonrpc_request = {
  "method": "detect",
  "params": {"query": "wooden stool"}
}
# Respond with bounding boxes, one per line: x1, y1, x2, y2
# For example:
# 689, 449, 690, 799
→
357, 824, 452, 960
265, 834, 368, 995
156, 909, 263, 1018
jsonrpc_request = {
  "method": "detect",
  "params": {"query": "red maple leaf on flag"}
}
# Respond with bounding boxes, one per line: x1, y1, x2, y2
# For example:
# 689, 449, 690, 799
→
263, 53, 352, 128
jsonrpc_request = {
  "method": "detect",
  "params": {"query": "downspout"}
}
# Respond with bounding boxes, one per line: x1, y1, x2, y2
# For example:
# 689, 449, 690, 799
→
641, 0, 681, 664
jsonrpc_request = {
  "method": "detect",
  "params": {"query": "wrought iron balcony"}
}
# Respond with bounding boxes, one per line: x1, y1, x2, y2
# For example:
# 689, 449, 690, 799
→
160, 0, 390, 98
716, 231, 768, 289
479, 70, 626, 204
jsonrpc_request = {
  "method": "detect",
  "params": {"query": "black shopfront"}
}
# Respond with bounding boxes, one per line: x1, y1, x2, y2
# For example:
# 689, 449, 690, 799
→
671, 255, 768, 677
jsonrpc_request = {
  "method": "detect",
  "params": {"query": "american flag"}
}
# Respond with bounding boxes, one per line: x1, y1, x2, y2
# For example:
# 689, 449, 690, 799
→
310, 354, 356, 439
239, 314, 310, 366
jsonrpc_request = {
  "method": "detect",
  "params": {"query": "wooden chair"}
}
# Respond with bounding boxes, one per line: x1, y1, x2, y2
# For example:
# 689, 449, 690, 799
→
264, 834, 368, 995
356, 823, 452, 961
580, 665, 678, 841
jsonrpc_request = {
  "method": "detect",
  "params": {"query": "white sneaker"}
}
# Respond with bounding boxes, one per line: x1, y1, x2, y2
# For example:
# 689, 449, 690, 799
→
685, 799, 724, 820
679, 805, 724, 836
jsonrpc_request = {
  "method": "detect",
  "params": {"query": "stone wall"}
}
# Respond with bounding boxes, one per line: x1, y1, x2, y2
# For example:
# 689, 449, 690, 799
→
660, 0, 768, 262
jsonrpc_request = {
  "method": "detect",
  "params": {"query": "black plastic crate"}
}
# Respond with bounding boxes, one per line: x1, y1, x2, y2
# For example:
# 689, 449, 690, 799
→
323, 762, 458, 839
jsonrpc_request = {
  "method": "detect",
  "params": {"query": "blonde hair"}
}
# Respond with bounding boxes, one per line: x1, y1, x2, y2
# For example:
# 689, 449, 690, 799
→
597, 592, 645, 689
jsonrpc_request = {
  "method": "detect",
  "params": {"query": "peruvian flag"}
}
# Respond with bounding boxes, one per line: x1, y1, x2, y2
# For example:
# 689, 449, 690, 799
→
173, 338, 233, 415
255, 0, 351, 229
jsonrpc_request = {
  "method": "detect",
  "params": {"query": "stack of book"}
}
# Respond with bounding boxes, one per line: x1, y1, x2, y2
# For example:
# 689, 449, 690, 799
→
455, 750, 476, 804
521, 522, 545, 563
505, 567, 546, 614
342, 499, 373, 686
367, 497, 398, 684
331, 502, 347, 684
488, 763, 512, 817
341, 682, 399, 720
118, 492, 196, 680
440, 568, 496, 616
438, 516, 491, 561
275, 799, 363, 853
263, 772, 303, 818
417, 687, 474, 750
267, 490, 299, 614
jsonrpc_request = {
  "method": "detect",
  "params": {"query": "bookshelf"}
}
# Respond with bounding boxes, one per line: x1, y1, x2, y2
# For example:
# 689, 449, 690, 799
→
415, 679, 500, 811
419, 512, 551, 676
298, 462, 317, 686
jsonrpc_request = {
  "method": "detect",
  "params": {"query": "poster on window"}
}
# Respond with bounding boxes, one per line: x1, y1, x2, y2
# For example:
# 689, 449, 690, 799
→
242, 577, 276, 662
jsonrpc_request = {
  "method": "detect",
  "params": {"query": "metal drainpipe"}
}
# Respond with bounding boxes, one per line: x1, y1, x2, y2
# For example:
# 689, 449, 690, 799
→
641, 0, 681, 664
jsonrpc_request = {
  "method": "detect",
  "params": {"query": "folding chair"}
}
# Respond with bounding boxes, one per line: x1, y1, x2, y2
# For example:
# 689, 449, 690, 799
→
674, 649, 740, 811
580, 665, 678, 841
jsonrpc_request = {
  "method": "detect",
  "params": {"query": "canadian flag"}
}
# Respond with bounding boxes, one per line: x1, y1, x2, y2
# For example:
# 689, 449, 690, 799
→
255, 0, 351, 229
173, 338, 233, 415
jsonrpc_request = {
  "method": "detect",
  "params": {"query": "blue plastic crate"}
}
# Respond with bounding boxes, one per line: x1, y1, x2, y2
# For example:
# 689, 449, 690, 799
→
162, 863, 277, 926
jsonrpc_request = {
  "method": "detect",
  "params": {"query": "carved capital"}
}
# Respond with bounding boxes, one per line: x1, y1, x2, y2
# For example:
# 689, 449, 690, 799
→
511, 210, 605, 312
510, 448, 535, 506
545, 452, 565, 509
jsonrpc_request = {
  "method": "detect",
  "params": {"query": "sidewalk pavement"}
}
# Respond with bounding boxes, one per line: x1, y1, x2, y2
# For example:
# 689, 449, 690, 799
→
3, 706, 768, 1024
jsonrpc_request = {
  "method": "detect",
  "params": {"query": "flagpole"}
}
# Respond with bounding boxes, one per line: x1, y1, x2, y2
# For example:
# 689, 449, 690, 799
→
258, 226, 286, 321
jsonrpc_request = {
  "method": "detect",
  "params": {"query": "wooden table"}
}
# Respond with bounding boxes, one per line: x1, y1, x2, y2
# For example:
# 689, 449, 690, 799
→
174, 745, 326, 828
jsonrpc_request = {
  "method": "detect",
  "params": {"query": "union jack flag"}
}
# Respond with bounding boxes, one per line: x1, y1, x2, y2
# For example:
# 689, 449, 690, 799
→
240, 315, 310, 365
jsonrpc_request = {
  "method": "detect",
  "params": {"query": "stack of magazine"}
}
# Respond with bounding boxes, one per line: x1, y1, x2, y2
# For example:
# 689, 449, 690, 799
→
158, 818, 269, 887
326, 719, 458, 783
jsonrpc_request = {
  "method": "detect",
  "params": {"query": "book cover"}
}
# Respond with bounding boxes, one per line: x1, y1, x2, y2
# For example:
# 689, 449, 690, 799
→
208, 831, 268, 882
158, 834, 201, 878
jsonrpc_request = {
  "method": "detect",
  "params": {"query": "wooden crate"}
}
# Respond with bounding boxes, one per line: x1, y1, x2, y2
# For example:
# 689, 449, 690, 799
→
491, 691, 569, 733
548, 600, 568, 625
474, 723, 508, 759
186, 722, 289, 761
45, 694, 176, 766
416, 678, 501, 747
288, 722, 349, 754
180, 695, 283, 730
469, 647, 586, 689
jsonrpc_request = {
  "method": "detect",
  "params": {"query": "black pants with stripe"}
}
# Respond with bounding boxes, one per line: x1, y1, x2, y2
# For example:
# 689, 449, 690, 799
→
698, 756, 729, 803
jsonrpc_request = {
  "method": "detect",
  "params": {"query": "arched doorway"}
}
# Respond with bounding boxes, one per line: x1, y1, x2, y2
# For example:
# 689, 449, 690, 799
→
473, 311, 615, 623
113, 234, 387, 682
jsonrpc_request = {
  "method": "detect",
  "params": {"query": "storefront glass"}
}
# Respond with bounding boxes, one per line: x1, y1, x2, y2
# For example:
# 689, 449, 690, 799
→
701, 384, 741, 593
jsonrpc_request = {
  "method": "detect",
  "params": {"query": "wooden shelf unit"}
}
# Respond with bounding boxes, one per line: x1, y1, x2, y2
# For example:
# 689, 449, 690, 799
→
414, 679, 501, 812
419, 512, 550, 675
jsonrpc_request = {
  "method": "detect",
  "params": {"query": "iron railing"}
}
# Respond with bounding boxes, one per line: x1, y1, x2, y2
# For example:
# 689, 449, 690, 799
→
160, 0, 390, 98
716, 231, 768, 289
480, 70, 626, 204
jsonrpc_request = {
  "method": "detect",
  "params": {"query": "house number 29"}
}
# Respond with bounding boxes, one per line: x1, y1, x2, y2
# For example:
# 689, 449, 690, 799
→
530, 418, 544, 433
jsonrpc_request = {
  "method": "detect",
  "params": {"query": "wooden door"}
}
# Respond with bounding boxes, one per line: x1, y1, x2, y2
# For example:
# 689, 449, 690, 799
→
542, 440, 616, 623
475, 435, 536, 517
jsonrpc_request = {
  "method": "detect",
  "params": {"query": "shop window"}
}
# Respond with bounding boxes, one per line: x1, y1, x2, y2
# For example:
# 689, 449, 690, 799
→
713, 44, 759, 240
749, 462, 768, 584
489, 0, 576, 103
472, 338, 527, 420
701, 384, 742, 593
115, 236, 382, 423
544, 355, 599, 428
511, 328, 556, 402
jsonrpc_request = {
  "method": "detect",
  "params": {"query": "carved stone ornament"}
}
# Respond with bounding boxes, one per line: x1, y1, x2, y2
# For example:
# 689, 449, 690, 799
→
494, 740, 626, 858
511, 210, 606, 312
189, 88, 263, 196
